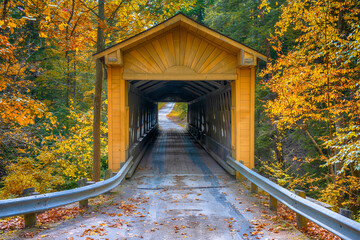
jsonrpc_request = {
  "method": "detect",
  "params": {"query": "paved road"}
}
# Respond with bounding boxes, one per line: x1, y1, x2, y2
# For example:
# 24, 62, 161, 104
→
20, 103, 307, 240
158, 102, 183, 131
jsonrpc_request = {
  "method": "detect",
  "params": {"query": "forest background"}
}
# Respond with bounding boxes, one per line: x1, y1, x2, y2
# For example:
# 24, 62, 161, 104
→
1, 0, 360, 221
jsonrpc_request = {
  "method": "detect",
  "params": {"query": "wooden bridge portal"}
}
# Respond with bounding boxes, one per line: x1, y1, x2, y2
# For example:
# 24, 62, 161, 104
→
93, 14, 267, 172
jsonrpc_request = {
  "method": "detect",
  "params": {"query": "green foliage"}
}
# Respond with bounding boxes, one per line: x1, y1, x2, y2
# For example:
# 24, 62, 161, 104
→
158, 102, 166, 110
182, 0, 206, 23
168, 102, 187, 121
204, 0, 289, 57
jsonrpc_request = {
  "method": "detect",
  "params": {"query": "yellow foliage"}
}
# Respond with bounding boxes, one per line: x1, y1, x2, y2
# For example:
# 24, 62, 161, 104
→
260, 0, 360, 212
0, 157, 64, 199
52, 106, 108, 182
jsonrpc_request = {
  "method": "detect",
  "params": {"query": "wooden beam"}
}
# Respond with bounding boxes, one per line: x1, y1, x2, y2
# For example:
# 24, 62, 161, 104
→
237, 50, 256, 67
192, 81, 217, 91
123, 73, 237, 81
206, 81, 222, 88
183, 86, 203, 96
132, 80, 151, 88
105, 49, 123, 66
185, 82, 211, 93
155, 91, 194, 102
142, 82, 167, 94
139, 81, 162, 91
199, 81, 220, 90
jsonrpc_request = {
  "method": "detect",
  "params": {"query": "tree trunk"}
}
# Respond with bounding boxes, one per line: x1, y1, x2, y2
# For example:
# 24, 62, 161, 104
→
93, 0, 105, 182
73, 54, 76, 104
66, 54, 70, 106
2, 0, 9, 20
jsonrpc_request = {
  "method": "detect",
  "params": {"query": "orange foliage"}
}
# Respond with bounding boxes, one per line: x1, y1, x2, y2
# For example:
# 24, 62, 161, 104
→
277, 203, 341, 240
261, 0, 360, 211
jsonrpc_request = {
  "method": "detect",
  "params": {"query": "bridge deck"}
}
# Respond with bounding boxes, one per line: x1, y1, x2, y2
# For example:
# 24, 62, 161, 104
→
25, 103, 307, 240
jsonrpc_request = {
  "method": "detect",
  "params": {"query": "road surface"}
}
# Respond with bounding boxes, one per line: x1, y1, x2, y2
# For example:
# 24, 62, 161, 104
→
13, 103, 307, 240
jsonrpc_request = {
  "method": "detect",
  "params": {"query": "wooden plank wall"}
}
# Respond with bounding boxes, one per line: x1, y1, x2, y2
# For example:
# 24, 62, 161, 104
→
128, 88, 157, 148
188, 67, 255, 169
231, 67, 255, 169
123, 26, 237, 76
188, 85, 232, 155
108, 66, 128, 171
108, 66, 157, 171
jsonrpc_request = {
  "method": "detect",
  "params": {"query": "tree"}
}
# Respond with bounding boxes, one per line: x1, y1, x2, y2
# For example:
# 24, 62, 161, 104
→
0, 0, 195, 195
93, 0, 105, 182
261, 0, 360, 211
204, 0, 287, 56
89, 0, 195, 181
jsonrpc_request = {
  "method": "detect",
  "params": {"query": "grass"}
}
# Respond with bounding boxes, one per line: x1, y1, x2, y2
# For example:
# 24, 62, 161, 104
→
158, 102, 166, 110
167, 102, 187, 127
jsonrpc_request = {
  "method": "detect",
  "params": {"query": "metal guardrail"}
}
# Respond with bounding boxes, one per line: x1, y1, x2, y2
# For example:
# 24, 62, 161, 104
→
0, 159, 133, 219
0, 125, 158, 221
226, 156, 360, 240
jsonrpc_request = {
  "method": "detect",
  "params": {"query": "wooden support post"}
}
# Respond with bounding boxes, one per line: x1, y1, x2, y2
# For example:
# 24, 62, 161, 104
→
107, 66, 113, 173
231, 67, 255, 179
108, 66, 129, 171
295, 190, 308, 229
22, 187, 39, 228
340, 208, 354, 219
269, 178, 278, 212
78, 178, 89, 208
250, 67, 255, 170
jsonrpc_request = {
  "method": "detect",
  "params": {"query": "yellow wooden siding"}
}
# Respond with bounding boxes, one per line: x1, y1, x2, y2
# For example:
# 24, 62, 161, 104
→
108, 66, 129, 171
123, 27, 237, 76
232, 68, 254, 169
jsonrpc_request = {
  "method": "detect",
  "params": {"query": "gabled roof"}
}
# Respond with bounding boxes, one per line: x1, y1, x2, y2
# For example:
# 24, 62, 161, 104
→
93, 13, 267, 62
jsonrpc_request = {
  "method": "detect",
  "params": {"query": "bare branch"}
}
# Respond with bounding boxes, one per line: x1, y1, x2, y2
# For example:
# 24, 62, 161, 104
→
78, 0, 100, 18
107, 1, 124, 25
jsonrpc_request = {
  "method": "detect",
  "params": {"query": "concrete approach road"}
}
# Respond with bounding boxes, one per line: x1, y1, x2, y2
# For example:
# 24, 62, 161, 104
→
20, 103, 308, 240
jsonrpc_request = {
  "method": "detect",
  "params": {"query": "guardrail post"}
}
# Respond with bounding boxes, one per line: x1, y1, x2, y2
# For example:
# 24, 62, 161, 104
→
104, 169, 112, 180
340, 208, 354, 220
269, 178, 278, 212
104, 169, 113, 194
250, 183, 258, 194
22, 187, 39, 227
295, 189, 308, 229
250, 168, 258, 193
78, 178, 89, 208
236, 160, 245, 182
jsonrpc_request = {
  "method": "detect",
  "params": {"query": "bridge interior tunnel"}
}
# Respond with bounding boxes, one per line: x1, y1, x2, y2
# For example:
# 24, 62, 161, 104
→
115, 71, 254, 178
128, 79, 232, 162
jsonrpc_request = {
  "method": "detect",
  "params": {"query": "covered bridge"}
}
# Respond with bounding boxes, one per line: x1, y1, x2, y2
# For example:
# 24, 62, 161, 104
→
93, 13, 267, 172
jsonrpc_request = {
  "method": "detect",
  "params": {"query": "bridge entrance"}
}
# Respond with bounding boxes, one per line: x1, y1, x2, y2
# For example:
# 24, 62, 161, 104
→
93, 13, 267, 172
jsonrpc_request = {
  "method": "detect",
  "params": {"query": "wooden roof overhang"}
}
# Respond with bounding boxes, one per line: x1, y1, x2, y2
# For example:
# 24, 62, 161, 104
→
93, 13, 267, 102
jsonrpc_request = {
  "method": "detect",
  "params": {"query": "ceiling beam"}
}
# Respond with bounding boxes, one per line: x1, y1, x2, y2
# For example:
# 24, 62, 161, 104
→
132, 80, 151, 88
142, 82, 167, 94
183, 87, 202, 96
185, 82, 210, 94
